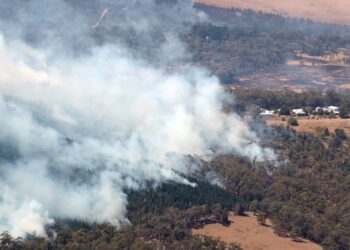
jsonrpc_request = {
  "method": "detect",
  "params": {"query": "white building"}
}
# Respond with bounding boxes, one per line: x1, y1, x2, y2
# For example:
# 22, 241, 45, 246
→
328, 106, 340, 114
259, 109, 275, 117
315, 106, 340, 114
292, 108, 307, 116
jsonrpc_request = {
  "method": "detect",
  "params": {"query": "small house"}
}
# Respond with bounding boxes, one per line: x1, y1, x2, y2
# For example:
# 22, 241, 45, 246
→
327, 106, 340, 114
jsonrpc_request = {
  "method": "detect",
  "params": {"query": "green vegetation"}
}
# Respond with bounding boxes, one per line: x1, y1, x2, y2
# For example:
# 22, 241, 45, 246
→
287, 117, 299, 126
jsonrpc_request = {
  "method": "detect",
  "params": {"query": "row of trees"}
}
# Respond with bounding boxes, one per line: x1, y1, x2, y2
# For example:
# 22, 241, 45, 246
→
234, 88, 350, 115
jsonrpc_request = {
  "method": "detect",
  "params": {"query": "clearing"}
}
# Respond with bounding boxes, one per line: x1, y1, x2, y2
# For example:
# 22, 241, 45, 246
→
194, 0, 350, 25
192, 212, 322, 250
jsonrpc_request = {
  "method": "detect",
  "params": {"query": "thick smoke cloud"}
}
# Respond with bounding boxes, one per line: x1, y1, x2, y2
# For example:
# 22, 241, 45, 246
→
0, 0, 275, 237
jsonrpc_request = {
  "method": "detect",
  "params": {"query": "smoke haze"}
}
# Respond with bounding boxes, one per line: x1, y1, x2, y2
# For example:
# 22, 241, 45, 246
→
0, 0, 274, 237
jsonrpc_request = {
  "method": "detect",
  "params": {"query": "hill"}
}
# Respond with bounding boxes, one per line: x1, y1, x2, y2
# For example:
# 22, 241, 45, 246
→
194, 0, 350, 25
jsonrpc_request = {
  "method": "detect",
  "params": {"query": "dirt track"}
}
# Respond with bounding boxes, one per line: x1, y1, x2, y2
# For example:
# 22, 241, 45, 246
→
192, 212, 322, 250
194, 0, 350, 25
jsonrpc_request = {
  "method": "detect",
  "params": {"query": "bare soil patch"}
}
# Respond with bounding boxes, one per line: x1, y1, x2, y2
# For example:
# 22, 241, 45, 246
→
192, 212, 322, 250
194, 0, 350, 25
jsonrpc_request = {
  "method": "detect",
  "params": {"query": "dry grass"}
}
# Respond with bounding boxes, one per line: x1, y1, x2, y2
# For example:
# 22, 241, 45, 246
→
266, 117, 350, 136
192, 212, 322, 250
194, 0, 350, 25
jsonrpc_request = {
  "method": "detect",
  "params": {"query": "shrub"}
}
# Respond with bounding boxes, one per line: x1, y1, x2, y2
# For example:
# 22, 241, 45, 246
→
320, 128, 330, 138
334, 128, 347, 140
287, 117, 299, 126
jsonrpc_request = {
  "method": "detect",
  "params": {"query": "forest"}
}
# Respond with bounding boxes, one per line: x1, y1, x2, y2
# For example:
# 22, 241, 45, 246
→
2, 88, 350, 249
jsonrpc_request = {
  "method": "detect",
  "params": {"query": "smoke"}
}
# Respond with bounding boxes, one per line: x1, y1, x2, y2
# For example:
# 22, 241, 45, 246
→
0, 0, 275, 238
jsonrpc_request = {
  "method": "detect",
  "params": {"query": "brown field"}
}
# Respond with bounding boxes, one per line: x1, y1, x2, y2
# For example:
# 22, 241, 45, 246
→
266, 117, 350, 136
194, 0, 350, 25
192, 212, 322, 250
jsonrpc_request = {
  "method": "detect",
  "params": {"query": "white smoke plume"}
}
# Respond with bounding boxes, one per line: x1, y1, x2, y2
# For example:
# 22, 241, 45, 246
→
0, 0, 275, 238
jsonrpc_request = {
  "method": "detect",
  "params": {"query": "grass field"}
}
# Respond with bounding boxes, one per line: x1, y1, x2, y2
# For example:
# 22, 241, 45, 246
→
192, 212, 322, 250
194, 0, 350, 25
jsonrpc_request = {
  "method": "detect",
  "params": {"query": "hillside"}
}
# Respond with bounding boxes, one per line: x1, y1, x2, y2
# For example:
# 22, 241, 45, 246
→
2, 1, 350, 249
195, 0, 350, 25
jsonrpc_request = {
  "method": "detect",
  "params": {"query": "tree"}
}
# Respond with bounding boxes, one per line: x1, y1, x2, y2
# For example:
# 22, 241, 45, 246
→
272, 221, 286, 237
287, 117, 299, 126
249, 200, 260, 215
290, 228, 300, 242
219, 71, 239, 84
234, 204, 245, 216
339, 106, 349, 119
279, 107, 290, 116
325, 89, 341, 106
